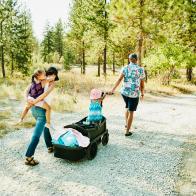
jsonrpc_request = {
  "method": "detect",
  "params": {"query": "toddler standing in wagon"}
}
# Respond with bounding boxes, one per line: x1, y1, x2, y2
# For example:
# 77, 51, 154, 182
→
87, 89, 106, 123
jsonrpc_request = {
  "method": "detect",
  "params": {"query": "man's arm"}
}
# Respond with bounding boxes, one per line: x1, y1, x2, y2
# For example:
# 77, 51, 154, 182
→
31, 83, 55, 105
110, 74, 124, 93
140, 80, 145, 98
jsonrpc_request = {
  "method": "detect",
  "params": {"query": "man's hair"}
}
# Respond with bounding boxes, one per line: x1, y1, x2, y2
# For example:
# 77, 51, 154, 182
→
129, 53, 138, 60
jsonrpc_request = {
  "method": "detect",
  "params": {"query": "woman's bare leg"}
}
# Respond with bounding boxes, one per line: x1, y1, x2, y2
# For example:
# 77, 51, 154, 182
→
42, 102, 51, 128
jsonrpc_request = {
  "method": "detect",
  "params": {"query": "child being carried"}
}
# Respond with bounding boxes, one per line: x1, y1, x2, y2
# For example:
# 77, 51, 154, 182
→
19, 68, 58, 129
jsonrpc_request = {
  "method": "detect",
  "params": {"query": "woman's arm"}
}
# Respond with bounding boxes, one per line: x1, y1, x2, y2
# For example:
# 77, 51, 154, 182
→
31, 82, 55, 105
110, 74, 124, 94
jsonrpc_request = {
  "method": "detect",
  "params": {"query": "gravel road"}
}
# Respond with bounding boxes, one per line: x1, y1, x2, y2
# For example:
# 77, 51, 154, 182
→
0, 94, 196, 196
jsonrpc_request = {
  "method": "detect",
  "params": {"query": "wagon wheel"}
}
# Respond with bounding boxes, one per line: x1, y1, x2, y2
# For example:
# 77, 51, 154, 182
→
87, 143, 98, 160
102, 133, 109, 146
97, 138, 101, 144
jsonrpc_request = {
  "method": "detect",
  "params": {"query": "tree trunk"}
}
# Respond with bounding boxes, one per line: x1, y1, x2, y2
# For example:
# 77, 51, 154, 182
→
11, 52, 14, 76
186, 67, 192, 81
47, 34, 50, 63
103, 43, 107, 75
82, 41, 85, 74
112, 52, 115, 74
145, 68, 148, 83
80, 57, 83, 74
137, 0, 144, 66
98, 56, 101, 77
138, 34, 143, 66
162, 66, 175, 85
0, 46, 5, 78
0, 22, 5, 78
103, 0, 107, 76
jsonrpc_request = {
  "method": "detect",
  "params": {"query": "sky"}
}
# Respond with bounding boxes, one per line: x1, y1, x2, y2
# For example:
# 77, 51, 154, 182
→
19, 0, 72, 41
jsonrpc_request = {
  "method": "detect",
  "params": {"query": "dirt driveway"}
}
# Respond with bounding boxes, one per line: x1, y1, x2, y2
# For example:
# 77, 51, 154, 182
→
0, 94, 196, 196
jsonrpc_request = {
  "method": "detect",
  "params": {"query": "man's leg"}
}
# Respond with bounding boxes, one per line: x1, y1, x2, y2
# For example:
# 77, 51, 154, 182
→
125, 109, 129, 127
125, 97, 138, 136
126, 111, 134, 134
122, 94, 129, 128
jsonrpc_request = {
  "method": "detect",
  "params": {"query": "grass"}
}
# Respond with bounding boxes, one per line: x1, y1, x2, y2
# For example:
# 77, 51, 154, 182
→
0, 120, 36, 138
145, 79, 196, 96
171, 80, 196, 94
51, 91, 77, 112
57, 70, 113, 94
146, 80, 180, 96
0, 102, 35, 137
0, 111, 12, 120
0, 122, 9, 138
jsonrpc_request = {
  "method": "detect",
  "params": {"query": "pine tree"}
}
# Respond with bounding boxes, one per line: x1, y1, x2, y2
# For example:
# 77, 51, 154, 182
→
41, 23, 55, 63
0, 0, 34, 77
69, 0, 90, 74
54, 19, 64, 62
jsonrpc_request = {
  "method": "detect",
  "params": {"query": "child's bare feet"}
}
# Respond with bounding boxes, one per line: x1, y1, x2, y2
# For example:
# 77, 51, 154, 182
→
15, 119, 23, 125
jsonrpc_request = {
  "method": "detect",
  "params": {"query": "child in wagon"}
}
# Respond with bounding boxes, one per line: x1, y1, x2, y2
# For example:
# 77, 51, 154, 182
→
86, 89, 106, 124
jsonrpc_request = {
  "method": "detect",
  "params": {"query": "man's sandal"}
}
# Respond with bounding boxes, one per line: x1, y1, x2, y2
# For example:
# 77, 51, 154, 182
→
48, 147, 54, 153
125, 132, 132, 136
25, 157, 39, 166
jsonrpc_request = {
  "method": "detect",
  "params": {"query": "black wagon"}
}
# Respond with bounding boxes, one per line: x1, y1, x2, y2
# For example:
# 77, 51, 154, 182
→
53, 116, 109, 161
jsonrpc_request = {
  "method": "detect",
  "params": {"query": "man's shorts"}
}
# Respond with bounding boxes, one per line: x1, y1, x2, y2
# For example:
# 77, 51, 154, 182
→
121, 94, 139, 111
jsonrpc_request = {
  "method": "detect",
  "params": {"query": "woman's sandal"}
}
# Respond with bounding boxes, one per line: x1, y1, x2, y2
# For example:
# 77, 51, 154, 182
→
25, 157, 39, 166
48, 147, 54, 153
125, 132, 132, 136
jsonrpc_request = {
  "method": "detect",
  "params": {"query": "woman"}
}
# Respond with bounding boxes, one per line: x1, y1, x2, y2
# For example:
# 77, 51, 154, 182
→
25, 67, 59, 166
109, 54, 145, 136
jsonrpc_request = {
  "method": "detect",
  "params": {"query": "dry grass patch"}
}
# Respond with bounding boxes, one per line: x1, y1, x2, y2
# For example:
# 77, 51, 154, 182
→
0, 110, 12, 120
0, 83, 25, 100
51, 92, 77, 112
0, 122, 11, 138
146, 80, 179, 96
145, 79, 196, 96
13, 120, 35, 129
171, 81, 196, 94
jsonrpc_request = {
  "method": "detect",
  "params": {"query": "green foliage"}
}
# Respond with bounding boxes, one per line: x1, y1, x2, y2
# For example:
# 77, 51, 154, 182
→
1, 0, 195, 83
143, 42, 195, 84
41, 19, 65, 64
41, 23, 55, 63
0, 0, 35, 77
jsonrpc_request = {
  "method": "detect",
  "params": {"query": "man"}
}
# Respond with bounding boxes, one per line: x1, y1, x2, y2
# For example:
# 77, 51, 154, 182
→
109, 53, 145, 136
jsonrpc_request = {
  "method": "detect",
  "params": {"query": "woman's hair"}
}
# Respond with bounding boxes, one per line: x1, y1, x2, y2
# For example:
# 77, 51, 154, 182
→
46, 67, 59, 81
32, 69, 45, 82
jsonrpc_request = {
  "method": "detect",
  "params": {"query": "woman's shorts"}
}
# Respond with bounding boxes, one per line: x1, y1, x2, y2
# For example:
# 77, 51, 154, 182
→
121, 94, 139, 111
